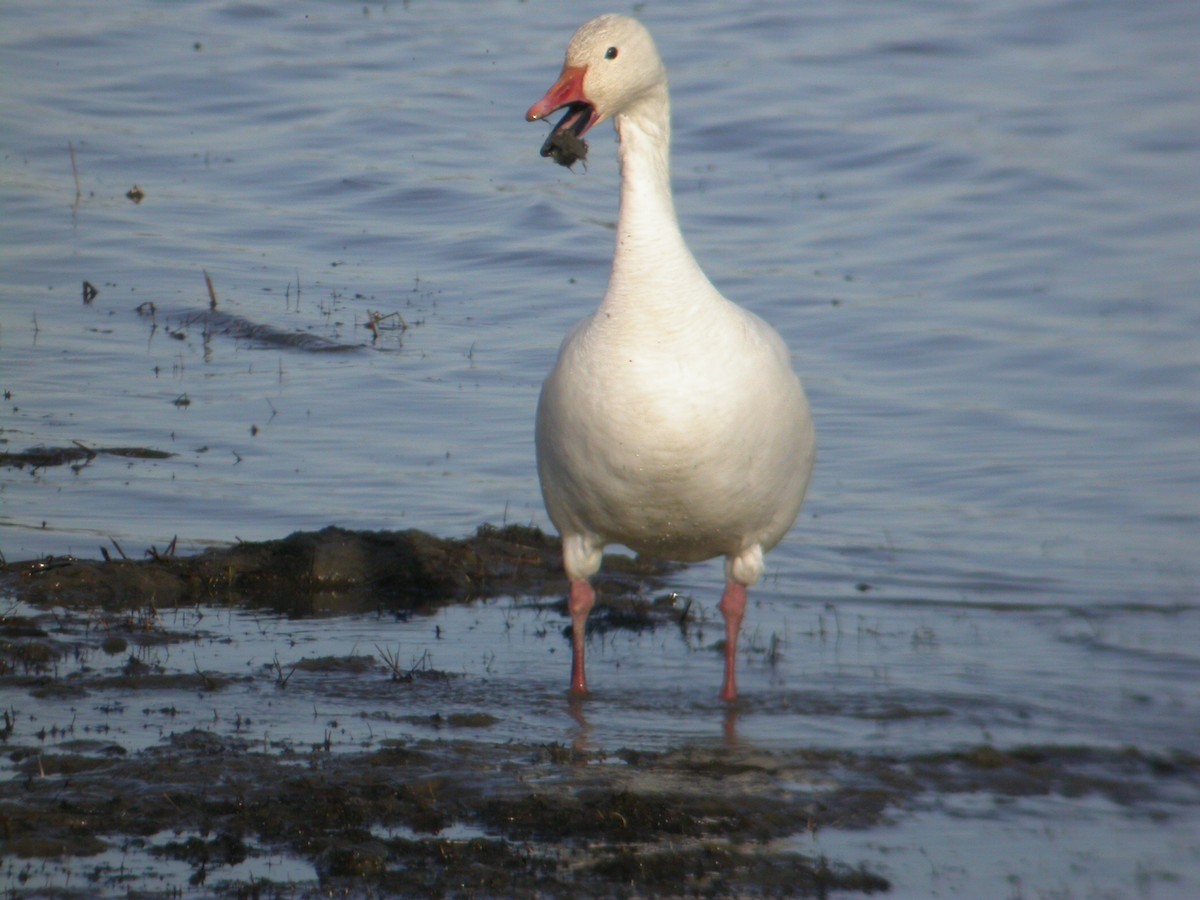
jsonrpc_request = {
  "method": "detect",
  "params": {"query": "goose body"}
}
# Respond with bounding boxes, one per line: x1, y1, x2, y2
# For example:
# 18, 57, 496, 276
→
527, 15, 815, 701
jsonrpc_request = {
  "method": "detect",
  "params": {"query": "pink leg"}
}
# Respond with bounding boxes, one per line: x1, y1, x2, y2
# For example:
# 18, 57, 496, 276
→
718, 581, 748, 702
568, 579, 596, 696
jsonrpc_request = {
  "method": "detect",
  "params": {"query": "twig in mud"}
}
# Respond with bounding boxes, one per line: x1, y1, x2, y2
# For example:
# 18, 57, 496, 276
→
68, 141, 81, 205
364, 310, 408, 341
270, 652, 297, 688
376, 644, 430, 682
145, 535, 178, 560
680, 597, 694, 625
409, 649, 432, 677
376, 643, 406, 681
109, 537, 129, 560
766, 632, 783, 667
203, 269, 218, 310
193, 654, 218, 691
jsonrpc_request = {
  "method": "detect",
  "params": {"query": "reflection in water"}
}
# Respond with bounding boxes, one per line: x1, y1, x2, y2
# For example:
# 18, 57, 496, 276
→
568, 694, 592, 753
723, 705, 741, 748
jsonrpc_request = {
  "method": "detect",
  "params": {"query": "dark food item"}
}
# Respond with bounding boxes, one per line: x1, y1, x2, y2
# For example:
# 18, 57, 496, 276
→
539, 101, 593, 169
542, 129, 589, 169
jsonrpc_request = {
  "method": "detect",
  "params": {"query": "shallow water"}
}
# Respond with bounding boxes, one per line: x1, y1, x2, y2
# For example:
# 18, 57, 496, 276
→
3, 0, 1199, 896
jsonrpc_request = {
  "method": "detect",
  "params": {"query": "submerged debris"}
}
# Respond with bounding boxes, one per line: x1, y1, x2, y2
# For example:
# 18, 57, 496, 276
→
0, 443, 173, 471
177, 308, 364, 353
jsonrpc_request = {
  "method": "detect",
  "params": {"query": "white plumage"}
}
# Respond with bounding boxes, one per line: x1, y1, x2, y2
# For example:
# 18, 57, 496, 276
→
527, 15, 815, 701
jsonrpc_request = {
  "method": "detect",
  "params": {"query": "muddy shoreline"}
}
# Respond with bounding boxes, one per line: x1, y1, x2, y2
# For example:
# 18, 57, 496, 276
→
3, 527, 1197, 897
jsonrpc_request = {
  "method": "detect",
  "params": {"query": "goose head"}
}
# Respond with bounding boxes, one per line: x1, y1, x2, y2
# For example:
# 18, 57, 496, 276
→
526, 15, 667, 160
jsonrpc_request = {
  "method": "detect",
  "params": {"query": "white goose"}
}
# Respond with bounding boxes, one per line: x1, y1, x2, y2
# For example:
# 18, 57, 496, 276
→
527, 15, 815, 702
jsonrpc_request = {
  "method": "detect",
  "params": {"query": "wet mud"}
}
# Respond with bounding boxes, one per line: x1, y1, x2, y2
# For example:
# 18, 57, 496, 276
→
171, 309, 365, 354
1, 524, 675, 619
0, 444, 174, 473
2, 527, 1198, 897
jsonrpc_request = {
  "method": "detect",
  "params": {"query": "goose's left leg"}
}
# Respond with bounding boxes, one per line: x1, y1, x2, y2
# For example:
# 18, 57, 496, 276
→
568, 578, 596, 695
562, 533, 603, 696
720, 545, 764, 702
717, 581, 747, 702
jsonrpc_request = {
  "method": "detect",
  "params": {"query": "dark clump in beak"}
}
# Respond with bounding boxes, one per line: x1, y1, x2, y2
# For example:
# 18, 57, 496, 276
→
541, 102, 594, 169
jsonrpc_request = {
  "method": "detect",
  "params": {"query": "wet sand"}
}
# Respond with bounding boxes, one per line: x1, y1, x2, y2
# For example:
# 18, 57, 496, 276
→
3, 526, 1197, 897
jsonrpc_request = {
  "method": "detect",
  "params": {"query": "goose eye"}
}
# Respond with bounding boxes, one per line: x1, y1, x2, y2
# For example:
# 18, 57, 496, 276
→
604, 46, 618, 60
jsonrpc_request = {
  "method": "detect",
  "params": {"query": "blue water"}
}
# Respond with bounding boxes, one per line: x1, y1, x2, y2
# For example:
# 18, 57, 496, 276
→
2, 1, 1199, 895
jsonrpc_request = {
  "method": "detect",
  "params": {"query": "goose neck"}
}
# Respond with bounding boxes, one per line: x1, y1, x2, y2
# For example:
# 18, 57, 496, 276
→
609, 89, 699, 288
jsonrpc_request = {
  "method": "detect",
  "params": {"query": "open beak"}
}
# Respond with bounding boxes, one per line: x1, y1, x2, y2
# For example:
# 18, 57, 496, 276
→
526, 65, 597, 158
526, 65, 591, 126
